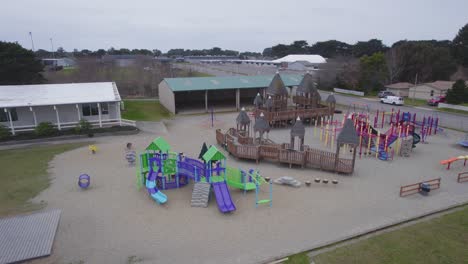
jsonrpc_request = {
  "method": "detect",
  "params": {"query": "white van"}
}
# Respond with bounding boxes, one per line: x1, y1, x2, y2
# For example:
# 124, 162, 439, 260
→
381, 96, 404, 105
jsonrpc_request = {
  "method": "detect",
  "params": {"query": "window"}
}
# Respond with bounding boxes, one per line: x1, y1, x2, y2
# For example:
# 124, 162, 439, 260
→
101, 103, 109, 115
82, 104, 99, 116
0, 108, 18, 122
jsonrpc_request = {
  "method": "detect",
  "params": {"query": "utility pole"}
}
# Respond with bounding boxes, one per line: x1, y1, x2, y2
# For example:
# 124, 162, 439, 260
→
50, 38, 55, 58
412, 73, 418, 103
29, 32, 35, 51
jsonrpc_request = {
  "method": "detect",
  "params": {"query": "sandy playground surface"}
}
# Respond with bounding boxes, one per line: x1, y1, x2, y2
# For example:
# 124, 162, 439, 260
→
27, 112, 468, 264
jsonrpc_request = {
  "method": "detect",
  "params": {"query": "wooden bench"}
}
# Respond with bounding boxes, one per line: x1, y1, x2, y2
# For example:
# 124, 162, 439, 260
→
400, 178, 441, 197
457, 172, 468, 183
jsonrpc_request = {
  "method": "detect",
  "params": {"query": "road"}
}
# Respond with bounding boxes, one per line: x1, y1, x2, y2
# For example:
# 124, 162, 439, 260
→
175, 62, 468, 132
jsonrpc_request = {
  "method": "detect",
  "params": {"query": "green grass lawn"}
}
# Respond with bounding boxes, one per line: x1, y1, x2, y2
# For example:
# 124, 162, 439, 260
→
313, 206, 468, 264
121, 100, 172, 121
0, 143, 87, 217
284, 252, 310, 264
438, 107, 468, 115
404, 98, 428, 107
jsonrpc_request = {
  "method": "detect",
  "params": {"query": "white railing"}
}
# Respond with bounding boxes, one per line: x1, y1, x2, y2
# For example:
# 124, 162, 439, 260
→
333, 88, 365, 96
438, 103, 468, 112
5, 119, 136, 134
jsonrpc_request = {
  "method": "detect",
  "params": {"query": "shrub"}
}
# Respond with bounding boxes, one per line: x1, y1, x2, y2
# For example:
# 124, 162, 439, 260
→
35, 122, 57, 137
74, 119, 92, 134
0, 124, 11, 140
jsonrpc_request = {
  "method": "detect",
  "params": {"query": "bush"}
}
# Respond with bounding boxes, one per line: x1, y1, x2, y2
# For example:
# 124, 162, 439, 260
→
0, 124, 11, 140
35, 122, 57, 137
74, 119, 92, 134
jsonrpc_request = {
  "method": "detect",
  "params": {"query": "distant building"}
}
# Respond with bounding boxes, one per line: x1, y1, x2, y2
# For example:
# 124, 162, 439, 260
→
408, 81, 461, 100
184, 55, 239, 62
41, 58, 76, 68
273, 55, 327, 70
0, 82, 123, 135
384, 82, 414, 97
101, 55, 153, 67
158, 74, 303, 114
155, 56, 173, 63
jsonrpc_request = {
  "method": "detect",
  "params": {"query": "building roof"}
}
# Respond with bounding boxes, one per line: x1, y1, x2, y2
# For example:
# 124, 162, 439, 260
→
291, 117, 305, 138
296, 73, 318, 94
424, 81, 456, 91
163, 74, 303, 92
273, 54, 326, 64
337, 118, 359, 146
202, 146, 226, 161
253, 113, 270, 134
146, 137, 171, 152
0, 82, 121, 108
326, 94, 336, 104
253, 93, 263, 107
266, 74, 289, 96
385, 82, 414, 89
236, 109, 250, 125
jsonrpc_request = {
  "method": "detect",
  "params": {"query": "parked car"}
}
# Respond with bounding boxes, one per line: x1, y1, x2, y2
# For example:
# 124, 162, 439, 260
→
427, 95, 446, 106
378, 91, 395, 98
381, 96, 404, 105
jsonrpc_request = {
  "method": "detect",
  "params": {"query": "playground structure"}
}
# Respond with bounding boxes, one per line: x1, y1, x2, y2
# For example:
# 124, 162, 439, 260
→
399, 178, 441, 197
216, 110, 359, 174
440, 155, 468, 170
137, 137, 272, 212
88, 145, 98, 154
457, 133, 468, 147
253, 72, 335, 126
352, 112, 421, 161
78, 174, 90, 189
458, 172, 468, 183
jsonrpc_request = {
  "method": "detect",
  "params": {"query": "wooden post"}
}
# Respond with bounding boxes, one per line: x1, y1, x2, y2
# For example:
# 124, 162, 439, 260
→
97, 103, 102, 128
29, 107, 37, 127
5, 108, 15, 135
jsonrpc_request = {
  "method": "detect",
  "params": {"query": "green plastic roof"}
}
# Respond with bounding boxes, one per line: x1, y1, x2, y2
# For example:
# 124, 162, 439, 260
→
202, 146, 226, 161
163, 74, 304, 92
146, 137, 171, 152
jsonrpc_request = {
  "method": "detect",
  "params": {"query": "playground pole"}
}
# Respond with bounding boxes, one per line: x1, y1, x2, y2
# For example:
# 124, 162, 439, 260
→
376, 132, 380, 159
421, 117, 426, 143
367, 126, 372, 156
359, 124, 363, 159
381, 111, 385, 128
434, 118, 439, 135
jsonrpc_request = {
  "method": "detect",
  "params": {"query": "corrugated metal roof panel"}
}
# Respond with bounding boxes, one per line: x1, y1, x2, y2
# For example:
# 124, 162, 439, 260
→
0, 209, 61, 264
164, 74, 303, 92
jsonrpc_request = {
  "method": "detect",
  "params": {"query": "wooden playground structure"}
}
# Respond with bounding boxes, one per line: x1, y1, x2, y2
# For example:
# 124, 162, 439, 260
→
215, 73, 359, 174
399, 178, 441, 197
252, 72, 336, 126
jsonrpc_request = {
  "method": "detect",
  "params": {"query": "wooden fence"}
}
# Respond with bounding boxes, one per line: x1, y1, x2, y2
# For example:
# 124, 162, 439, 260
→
216, 128, 354, 174
458, 172, 468, 183
400, 178, 441, 197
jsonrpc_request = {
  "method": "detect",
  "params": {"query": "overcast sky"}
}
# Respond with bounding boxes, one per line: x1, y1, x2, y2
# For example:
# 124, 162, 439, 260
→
1, 0, 467, 53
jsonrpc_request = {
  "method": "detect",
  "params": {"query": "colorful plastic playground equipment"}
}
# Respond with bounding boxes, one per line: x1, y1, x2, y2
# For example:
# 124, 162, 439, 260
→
137, 137, 272, 213
353, 112, 421, 161
440, 155, 468, 170
78, 174, 90, 189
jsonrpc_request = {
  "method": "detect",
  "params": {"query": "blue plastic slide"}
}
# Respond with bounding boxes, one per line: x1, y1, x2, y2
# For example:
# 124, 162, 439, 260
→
145, 170, 167, 204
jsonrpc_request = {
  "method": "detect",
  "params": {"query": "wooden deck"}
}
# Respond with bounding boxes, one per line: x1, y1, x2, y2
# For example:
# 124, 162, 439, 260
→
217, 128, 354, 174
254, 105, 333, 125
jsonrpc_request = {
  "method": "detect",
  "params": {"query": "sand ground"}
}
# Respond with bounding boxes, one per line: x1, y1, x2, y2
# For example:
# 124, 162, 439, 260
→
28, 112, 468, 264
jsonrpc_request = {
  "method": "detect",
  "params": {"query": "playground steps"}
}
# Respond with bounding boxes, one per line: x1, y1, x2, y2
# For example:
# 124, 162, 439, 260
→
191, 182, 211, 208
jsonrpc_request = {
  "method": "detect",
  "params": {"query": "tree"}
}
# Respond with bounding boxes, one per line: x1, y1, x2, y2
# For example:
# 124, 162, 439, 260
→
352, 39, 388, 57
262, 47, 273, 57
359, 52, 388, 93
445, 79, 467, 104
388, 41, 456, 83
452, 23, 468, 66
0, 41, 44, 85
152, 49, 162, 57
309, 40, 352, 58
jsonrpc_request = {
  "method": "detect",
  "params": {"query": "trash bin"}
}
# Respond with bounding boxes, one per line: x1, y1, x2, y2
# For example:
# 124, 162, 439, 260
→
420, 182, 431, 196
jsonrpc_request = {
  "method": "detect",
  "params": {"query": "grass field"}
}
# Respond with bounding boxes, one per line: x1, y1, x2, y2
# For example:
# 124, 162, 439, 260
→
313, 206, 468, 264
404, 98, 428, 107
0, 143, 87, 217
438, 107, 468, 115
122, 100, 172, 121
